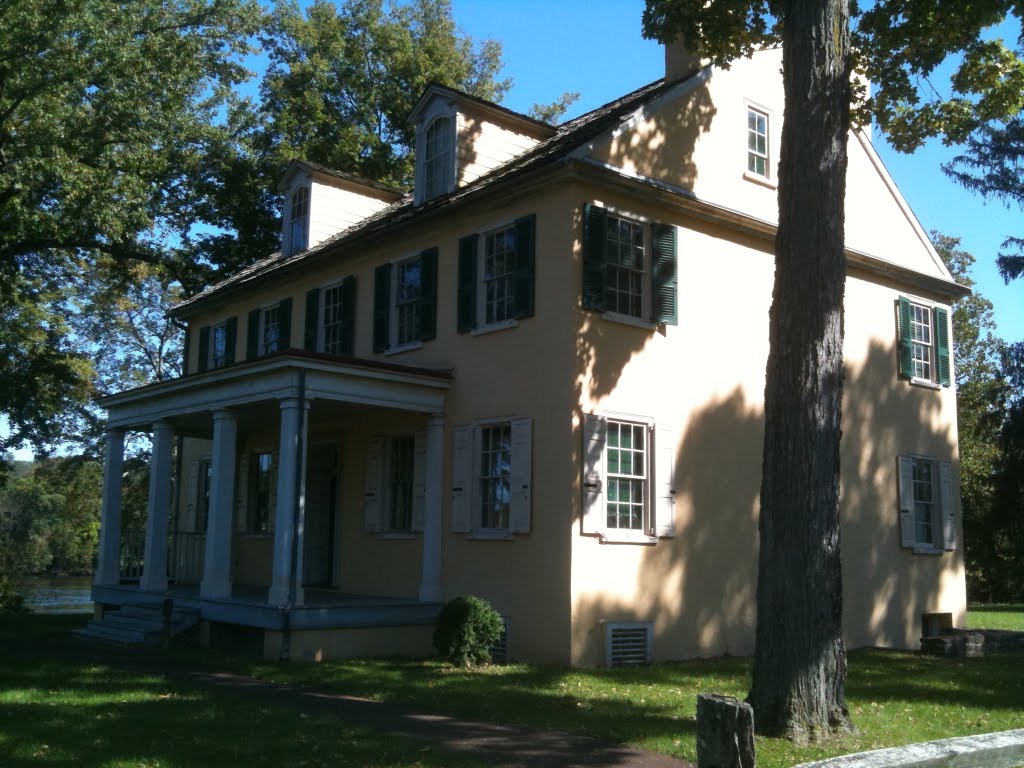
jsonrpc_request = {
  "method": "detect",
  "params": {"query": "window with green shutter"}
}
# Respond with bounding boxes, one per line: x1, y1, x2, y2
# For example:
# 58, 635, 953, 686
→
372, 248, 438, 353
897, 296, 950, 387
456, 214, 535, 333
581, 203, 677, 326
309, 276, 355, 356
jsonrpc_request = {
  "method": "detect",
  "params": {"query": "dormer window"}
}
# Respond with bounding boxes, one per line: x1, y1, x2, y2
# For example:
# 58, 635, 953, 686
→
289, 186, 310, 254
423, 116, 454, 201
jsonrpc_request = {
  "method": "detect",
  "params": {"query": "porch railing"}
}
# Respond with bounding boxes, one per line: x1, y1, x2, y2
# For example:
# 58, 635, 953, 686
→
118, 528, 206, 585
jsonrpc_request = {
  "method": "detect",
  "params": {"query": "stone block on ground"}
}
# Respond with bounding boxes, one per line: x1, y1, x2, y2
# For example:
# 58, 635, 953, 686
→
696, 693, 755, 768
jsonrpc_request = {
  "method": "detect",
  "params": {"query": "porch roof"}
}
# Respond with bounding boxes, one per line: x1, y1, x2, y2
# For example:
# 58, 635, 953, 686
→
99, 350, 453, 431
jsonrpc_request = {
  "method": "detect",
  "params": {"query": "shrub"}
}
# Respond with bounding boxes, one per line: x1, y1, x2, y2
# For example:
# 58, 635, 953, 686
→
433, 595, 504, 667
0, 576, 26, 615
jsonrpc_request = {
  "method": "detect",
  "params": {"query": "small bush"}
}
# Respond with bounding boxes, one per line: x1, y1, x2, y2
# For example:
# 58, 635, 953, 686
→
433, 595, 504, 667
0, 576, 26, 615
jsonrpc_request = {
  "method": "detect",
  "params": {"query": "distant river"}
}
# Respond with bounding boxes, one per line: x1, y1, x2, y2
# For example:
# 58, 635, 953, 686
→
15, 576, 93, 614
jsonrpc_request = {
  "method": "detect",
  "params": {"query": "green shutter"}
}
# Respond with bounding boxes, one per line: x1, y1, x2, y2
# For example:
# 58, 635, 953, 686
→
197, 326, 210, 373
247, 309, 260, 360
513, 214, 536, 319
651, 222, 677, 325
935, 307, 951, 387
457, 234, 478, 333
897, 296, 912, 378
419, 247, 438, 341
340, 276, 356, 355
278, 298, 292, 351
373, 263, 391, 353
224, 317, 237, 364
304, 288, 320, 351
582, 203, 607, 311
181, 325, 192, 376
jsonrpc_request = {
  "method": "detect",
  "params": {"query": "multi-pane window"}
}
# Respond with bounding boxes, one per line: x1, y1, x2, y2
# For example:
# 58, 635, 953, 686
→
605, 215, 646, 318
210, 322, 229, 369
321, 283, 347, 355
252, 452, 276, 534
424, 117, 452, 200
483, 226, 516, 325
388, 436, 415, 531
261, 304, 281, 355
290, 186, 310, 254
479, 423, 512, 530
395, 258, 423, 346
196, 458, 212, 532
911, 457, 935, 547
605, 420, 647, 531
747, 108, 769, 177
909, 303, 933, 381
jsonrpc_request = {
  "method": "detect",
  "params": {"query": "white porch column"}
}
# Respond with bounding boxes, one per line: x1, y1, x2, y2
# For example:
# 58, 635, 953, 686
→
94, 428, 126, 586
140, 420, 174, 592
419, 412, 445, 603
268, 397, 310, 607
201, 409, 237, 599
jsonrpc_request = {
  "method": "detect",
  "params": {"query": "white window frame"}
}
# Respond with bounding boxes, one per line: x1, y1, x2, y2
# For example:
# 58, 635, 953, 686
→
582, 412, 676, 544
249, 449, 278, 536
746, 105, 770, 180
415, 100, 457, 205
908, 301, 935, 384
288, 185, 310, 256
363, 432, 426, 538
319, 278, 348, 355
471, 220, 520, 333
390, 252, 425, 350
208, 320, 230, 370
602, 211, 651, 324
451, 417, 532, 538
897, 454, 955, 554
256, 302, 283, 357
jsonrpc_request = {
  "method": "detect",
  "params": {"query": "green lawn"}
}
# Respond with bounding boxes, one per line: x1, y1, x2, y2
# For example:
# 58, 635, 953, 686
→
2, 608, 1022, 768
967, 604, 1024, 631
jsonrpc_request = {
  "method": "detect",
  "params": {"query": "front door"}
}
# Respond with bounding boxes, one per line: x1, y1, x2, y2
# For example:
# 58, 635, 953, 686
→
303, 443, 336, 587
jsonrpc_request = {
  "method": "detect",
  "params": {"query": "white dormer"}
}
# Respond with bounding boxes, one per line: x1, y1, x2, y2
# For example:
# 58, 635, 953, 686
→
278, 160, 404, 256
410, 84, 557, 206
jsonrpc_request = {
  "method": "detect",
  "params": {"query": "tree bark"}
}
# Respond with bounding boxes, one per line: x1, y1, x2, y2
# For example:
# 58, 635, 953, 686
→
747, 0, 854, 741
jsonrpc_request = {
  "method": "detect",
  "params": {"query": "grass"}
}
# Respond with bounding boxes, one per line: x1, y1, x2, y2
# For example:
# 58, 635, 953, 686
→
967, 604, 1024, 631
0, 614, 484, 768
1, 607, 1021, 767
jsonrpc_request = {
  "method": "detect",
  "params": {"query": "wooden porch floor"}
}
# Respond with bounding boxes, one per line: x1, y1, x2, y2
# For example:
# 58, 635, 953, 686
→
92, 582, 441, 631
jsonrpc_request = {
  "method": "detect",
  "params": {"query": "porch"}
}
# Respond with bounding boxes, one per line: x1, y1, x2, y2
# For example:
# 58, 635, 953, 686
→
93, 351, 452, 647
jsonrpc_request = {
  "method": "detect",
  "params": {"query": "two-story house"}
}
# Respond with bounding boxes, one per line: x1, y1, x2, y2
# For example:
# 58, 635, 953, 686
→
88, 42, 968, 665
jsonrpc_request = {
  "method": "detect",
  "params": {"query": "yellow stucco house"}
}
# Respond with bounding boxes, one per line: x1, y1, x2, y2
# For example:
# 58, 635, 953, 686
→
89, 44, 968, 665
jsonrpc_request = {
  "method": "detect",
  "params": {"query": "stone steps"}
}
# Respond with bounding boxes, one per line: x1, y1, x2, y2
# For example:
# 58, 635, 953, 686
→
73, 603, 200, 648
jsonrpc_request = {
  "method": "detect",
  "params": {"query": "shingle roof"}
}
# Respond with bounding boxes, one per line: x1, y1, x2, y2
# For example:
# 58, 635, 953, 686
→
173, 74, 688, 316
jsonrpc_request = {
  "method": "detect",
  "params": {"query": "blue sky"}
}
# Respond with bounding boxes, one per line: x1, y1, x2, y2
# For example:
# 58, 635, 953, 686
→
450, 0, 1022, 341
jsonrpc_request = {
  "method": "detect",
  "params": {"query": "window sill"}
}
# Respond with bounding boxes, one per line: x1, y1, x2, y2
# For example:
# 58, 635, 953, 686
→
374, 532, 418, 540
238, 533, 274, 539
470, 319, 519, 337
599, 532, 658, 545
466, 530, 515, 541
601, 312, 658, 331
911, 545, 945, 556
743, 171, 776, 189
909, 378, 942, 390
384, 341, 423, 357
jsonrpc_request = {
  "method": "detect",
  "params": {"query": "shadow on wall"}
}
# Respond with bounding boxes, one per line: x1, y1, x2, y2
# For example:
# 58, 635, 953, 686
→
574, 331, 962, 663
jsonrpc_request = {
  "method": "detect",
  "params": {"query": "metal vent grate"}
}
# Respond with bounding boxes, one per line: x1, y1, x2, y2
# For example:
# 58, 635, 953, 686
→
604, 621, 653, 667
490, 617, 510, 663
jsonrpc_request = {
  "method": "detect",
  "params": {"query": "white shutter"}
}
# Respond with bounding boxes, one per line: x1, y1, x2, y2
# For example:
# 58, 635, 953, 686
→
582, 414, 606, 535
451, 425, 474, 533
940, 461, 956, 551
509, 418, 532, 533
654, 424, 676, 538
187, 460, 199, 529
364, 438, 383, 533
897, 456, 915, 548
234, 452, 249, 532
412, 430, 426, 532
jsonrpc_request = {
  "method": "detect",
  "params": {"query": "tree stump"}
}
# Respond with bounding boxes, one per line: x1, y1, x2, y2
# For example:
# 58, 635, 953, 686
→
696, 693, 756, 768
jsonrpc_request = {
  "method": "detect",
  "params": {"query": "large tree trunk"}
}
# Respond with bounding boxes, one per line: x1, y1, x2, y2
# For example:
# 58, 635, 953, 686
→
746, 0, 854, 741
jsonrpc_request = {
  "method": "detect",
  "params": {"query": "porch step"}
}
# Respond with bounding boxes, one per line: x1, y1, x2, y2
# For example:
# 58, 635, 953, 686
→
73, 603, 200, 648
